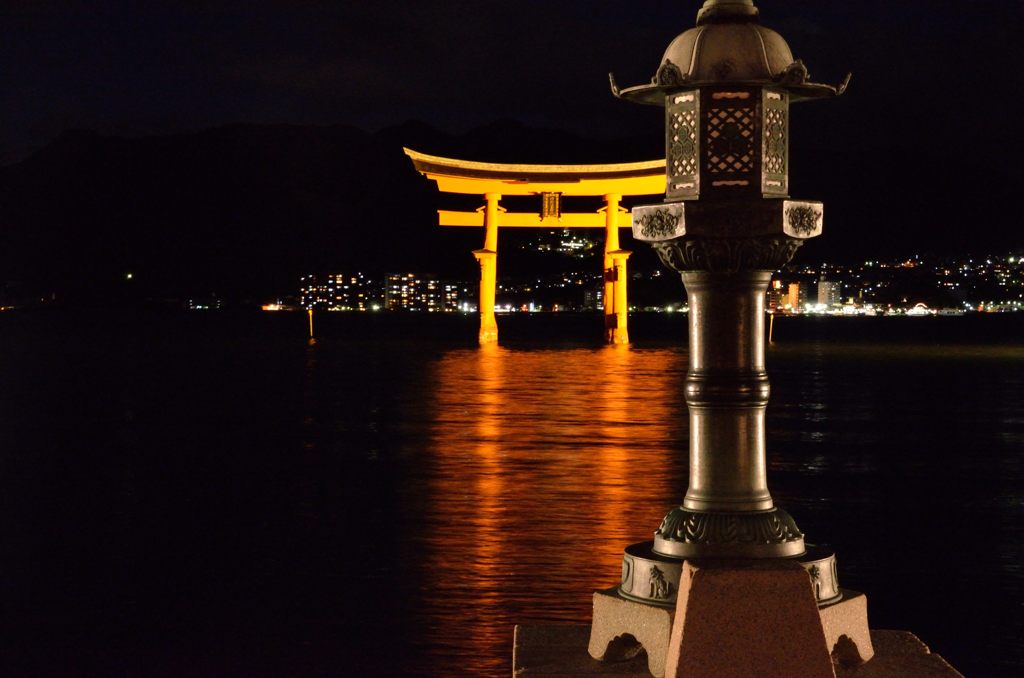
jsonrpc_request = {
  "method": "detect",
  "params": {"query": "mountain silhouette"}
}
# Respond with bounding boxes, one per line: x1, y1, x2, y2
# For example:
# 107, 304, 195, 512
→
0, 121, 1019, 306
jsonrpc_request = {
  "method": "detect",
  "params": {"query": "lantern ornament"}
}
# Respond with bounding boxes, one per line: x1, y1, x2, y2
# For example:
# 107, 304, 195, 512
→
608, 0, 849, 595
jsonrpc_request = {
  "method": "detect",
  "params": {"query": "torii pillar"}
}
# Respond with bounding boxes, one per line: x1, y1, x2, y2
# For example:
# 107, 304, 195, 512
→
603, 193, 630, 344
473, 192, 501, 344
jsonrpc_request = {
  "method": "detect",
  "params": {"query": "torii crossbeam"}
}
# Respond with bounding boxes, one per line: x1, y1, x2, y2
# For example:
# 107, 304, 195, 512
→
404, 148, 666, 344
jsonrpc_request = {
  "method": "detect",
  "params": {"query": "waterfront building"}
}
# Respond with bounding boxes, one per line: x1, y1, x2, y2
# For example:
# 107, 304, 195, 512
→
766, 279, 786, 310
817, 279, 842, 308
582, 284, 603, 311
787, 282, 806, 312
300, 273, 381, 311
443, 283, 473, 312
385, 273, 445, 312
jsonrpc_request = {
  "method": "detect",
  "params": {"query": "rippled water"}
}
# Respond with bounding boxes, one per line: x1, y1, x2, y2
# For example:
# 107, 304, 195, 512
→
1, 311, 1021, 676
418, 344, 688, 676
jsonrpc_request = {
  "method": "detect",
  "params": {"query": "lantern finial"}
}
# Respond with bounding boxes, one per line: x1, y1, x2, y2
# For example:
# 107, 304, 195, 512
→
696, 0, 759, 25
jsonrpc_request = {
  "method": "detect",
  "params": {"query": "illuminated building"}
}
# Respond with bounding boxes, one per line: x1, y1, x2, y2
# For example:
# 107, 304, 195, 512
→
766, 279, 786, 310
817, 279, 841, 308
787, 282, 805, 312
385, 273, 461, 312
443, 283, 471, 312
300, 273, 381, 310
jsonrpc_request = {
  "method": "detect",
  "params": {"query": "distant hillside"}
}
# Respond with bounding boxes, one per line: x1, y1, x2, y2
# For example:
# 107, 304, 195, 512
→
0, 120, 1019, 305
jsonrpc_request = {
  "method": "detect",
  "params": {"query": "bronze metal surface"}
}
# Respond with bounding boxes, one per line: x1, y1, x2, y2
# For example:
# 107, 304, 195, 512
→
653, 507, 805, 558
613, 3, 838, 561
618, 540, 841, 607
598, 0, 851, 600
608, 0, 849, 106
680, 270, 775, 513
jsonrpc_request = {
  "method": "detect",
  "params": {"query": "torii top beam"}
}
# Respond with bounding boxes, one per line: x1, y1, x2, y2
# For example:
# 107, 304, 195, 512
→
404, 148, 666, 197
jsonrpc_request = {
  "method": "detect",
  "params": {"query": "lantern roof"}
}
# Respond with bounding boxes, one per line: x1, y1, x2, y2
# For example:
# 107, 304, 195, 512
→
610, 0, 849, 105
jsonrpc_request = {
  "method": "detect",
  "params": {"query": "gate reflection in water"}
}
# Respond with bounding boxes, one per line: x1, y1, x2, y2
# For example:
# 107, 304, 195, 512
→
421, 345, 687, 674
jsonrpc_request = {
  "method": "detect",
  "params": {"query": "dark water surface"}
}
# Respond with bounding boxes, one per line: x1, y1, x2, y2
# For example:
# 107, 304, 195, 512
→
1, 310, 1022, 676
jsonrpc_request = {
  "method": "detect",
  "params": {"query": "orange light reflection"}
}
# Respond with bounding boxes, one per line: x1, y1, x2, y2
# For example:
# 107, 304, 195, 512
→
421, 345, 686, 674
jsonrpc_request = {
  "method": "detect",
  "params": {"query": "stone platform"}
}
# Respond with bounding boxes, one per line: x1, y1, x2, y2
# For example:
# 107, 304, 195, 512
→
513, 625, 963, 677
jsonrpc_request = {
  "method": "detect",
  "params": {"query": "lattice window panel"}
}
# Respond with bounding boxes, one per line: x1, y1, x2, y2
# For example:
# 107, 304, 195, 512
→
666, 91, 700, 200
763, 108, 787, 174
706, 107, 756, 175
669, 109, 699, 176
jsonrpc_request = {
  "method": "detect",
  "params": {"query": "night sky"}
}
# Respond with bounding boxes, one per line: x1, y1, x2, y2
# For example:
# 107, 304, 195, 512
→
3, 0, 1022, 165
2, 0, 1023, 299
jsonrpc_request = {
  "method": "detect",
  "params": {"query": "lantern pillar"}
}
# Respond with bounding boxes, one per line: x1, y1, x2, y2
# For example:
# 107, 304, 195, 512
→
681, 269, 772, 512
643, 224, 811, 560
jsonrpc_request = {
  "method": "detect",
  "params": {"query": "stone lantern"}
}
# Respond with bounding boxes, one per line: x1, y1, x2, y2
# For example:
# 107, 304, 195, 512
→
587, 2, 865, 675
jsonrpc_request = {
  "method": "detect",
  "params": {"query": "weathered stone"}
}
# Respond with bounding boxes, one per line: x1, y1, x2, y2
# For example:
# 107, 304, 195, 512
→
516, 624, 650, 676
588, 588, 675, 678
820, 590, 874, 666
664, 560, 834, 678
834, 630, 964, 678
514, 625, 962, 677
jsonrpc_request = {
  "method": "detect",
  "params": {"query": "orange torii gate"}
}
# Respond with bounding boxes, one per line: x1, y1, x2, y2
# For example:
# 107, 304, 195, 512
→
404, 148, 666, 344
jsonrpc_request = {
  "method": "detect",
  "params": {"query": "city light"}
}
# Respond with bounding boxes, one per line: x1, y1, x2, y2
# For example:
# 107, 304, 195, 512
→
278, 252, 1024, 317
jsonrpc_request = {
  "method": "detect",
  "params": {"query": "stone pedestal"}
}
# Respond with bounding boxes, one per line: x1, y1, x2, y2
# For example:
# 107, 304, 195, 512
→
820, 590, 873, 667
516, 626, 962, 677
664, 560, 834, 678
588, 561, 874, 678
589, 588, 675, 678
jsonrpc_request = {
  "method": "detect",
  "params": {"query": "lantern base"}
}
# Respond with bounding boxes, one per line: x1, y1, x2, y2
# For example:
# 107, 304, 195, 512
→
653, 506, 806, 559
619, 540, 841, 608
